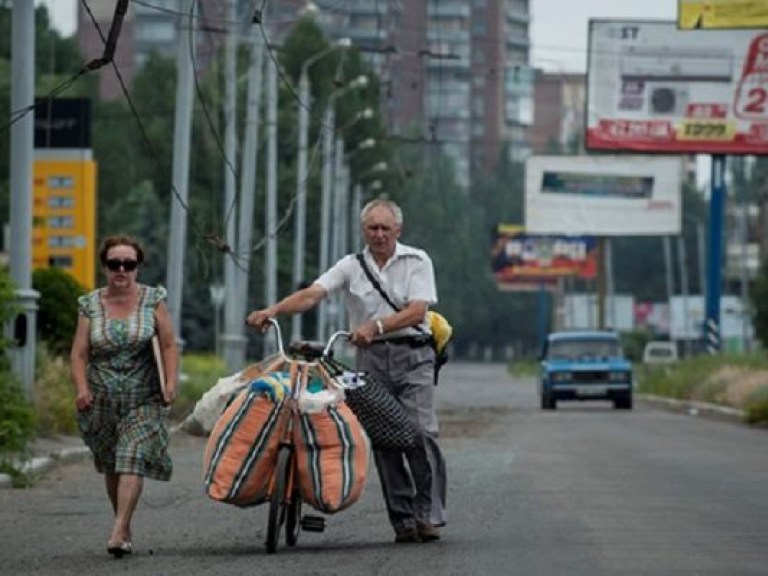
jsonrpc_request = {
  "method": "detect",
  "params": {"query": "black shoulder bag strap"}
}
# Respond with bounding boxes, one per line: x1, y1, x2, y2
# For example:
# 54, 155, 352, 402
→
356, 253, 401, 313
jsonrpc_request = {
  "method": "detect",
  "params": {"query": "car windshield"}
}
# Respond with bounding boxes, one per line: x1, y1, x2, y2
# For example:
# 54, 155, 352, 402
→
547, 339, 620, 360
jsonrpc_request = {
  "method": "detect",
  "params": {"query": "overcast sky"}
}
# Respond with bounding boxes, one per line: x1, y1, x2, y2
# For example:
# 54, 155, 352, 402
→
39, 0, 680, 71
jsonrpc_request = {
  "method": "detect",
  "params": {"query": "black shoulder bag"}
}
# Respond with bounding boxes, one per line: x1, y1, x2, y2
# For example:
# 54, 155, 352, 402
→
356, 254, 448, 384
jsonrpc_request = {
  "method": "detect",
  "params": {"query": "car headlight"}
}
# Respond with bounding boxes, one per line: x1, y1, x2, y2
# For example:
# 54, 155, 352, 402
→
551, 372, 572, 383
609, 371, 630, 382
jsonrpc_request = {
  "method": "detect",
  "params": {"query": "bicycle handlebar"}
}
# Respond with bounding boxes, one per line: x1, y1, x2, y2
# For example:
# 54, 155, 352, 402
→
264, 317, 350, 360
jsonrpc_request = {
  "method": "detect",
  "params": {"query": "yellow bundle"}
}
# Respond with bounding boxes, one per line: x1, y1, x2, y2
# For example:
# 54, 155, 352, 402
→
427, 311, 453, 355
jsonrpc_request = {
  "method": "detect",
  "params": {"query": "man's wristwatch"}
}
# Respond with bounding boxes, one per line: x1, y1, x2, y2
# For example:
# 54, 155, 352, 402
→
375, 319, 384, 335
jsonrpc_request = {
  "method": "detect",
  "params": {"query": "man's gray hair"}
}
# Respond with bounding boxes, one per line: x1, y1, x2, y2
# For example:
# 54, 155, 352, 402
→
360, 198, 403, 225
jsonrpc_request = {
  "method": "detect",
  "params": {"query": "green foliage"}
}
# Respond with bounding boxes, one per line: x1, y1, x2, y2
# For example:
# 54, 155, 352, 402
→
0, 371, 36, 465
33, 344, 78, 436
173, 354, 228, 421
32, 267, 87, 357
638, 354, 768, 423
620, 329, 654, 363
744, 386, 768, 425
0, 265, 17, 356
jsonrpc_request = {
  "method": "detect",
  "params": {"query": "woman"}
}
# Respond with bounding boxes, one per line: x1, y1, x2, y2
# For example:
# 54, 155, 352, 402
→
70, 234, 177, 558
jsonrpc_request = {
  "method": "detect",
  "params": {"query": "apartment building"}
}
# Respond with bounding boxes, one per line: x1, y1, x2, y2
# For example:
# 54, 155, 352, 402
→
315, 0, 533, 189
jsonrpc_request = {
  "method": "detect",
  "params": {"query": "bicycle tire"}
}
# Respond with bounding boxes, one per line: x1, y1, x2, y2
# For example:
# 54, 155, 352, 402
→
285, 490, 301, 546
266, 445, 291, 554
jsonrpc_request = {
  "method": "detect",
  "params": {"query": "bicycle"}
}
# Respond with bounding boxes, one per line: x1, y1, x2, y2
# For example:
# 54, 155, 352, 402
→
260, 318, 352, 554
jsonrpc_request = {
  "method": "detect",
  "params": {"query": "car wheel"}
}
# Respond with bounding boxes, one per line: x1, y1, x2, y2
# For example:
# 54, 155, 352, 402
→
613, 394, 633, 410
541, 392, 556, 410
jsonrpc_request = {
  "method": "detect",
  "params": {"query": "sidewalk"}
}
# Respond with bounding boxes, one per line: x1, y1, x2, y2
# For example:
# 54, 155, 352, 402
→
0, 434, 91, 489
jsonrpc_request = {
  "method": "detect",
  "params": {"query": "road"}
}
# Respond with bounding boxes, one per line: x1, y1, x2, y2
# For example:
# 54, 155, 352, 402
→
2, 362, 768, 575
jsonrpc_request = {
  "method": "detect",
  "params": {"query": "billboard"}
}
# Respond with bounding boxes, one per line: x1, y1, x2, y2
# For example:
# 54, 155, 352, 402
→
491, 225, 597, 292
586, 20, 768, 154
679, 1, 768, 29
525, 155, 682, 235
32, 158, 97, 290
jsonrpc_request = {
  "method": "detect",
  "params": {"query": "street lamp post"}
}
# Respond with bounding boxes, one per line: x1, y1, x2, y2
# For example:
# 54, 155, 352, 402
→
316, 75, 369, 340
292, 38, 351, 342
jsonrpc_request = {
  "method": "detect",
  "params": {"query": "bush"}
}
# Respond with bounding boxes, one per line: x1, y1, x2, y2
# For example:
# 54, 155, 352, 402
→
33, 344, 78, 436
173, 354, 228, 421
0, 371, 36, 465
32, 267, 87, 357
744, 386, 768, 426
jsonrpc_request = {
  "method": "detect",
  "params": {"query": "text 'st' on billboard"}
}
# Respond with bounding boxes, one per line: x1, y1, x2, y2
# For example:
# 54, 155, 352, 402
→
491, 225, 597, 292
679, 1, 768, 30
586, 20, 768, 154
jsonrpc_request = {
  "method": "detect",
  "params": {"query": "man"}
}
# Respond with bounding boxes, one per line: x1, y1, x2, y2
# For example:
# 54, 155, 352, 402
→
246, 198, 447, 544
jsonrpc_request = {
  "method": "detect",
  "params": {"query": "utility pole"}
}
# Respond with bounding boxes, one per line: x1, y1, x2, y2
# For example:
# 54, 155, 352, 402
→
292, 69, 310, 342
166, 0, 195, 351
317, 103, 336, 341
232, 27, 264, 367
221, 0, 240, 372
264, 56, 278, 356
7, 0, 37, 398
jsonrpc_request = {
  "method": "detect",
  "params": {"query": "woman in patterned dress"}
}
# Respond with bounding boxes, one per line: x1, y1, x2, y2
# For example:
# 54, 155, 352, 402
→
70, 234, 178, 558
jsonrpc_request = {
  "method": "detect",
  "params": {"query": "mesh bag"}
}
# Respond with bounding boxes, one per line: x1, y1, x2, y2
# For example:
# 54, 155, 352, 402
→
321, 359, 416, 452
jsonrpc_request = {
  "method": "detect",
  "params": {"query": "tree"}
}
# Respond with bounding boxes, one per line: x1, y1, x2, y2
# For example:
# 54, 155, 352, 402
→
32, 267, 86, 357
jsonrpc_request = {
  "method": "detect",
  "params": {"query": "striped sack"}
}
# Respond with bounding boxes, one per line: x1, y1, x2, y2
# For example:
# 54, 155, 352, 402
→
203, 389, 289, 507
293, 403, 370, 514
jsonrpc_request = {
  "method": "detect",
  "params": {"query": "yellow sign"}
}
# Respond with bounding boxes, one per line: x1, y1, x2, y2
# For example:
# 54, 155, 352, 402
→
676, 119, 737, 140
679, 1, 768, 29
32, 158, 98, 290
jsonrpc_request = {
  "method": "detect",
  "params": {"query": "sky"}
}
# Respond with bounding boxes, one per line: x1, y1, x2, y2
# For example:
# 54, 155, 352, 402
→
39, 0, 680, 67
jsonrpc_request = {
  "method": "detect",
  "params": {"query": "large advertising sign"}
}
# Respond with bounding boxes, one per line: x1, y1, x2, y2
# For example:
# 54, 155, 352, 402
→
525, 155, 682, 236
679, 1, 768, 30
586, 20, 768, 154
32, 158, 97, 290
491, 224, 597, 292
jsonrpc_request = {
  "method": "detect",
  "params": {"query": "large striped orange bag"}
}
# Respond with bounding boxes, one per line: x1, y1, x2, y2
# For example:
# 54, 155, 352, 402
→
292, 365, 371, 514
202, 365, 292, 507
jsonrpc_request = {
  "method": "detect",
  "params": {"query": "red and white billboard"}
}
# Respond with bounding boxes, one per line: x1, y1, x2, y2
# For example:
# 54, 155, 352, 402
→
586, 20, 768, 154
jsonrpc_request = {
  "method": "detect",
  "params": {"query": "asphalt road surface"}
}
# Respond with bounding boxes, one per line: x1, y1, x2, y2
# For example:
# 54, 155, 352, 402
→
2, 362, 767, 575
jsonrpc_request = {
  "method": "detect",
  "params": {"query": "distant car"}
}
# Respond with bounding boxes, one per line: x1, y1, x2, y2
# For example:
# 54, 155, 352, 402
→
642, 341, 678, 365
539, 330, 634, 410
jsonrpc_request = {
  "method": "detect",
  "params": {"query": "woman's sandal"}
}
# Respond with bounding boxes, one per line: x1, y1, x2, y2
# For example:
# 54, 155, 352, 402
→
107, 540, 132, 558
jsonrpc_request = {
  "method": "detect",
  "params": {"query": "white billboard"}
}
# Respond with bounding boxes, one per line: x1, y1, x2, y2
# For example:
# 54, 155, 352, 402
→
525, 155, 682, 235
586, 20, 768, 154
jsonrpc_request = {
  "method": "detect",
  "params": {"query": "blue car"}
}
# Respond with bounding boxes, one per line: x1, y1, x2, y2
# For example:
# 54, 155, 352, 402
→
539, 330, 633, 410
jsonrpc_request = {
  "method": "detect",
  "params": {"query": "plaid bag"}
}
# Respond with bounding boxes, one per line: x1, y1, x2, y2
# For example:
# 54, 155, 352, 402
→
322, 360, 416, 452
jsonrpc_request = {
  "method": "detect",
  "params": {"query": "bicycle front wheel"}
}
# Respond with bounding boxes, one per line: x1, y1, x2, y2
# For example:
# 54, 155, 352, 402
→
266, 445, 292, 554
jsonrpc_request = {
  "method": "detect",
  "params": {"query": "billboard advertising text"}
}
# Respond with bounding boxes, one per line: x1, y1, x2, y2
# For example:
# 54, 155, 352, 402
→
525, 155, 682, 236
678, 1, 768, 30
586, 20, 768, 154
492, 225, 597, 292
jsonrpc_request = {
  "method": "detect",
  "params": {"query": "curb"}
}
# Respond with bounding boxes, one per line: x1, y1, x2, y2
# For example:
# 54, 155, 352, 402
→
1, 424, 186, 490
0, 445, 92, 490
637, 394, 745, 423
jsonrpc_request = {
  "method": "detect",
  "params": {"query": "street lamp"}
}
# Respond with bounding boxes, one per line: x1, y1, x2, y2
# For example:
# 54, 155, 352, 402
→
292, 38, 351, 341
316, 77, 370, 340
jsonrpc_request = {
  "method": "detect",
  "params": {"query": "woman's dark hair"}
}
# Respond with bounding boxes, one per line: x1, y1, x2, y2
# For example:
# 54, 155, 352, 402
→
98, 234, 146, 265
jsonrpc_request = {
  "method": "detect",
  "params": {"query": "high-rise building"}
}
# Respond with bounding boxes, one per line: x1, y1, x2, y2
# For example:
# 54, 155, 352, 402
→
315, 0, 533, 189
530, 70, 586, 155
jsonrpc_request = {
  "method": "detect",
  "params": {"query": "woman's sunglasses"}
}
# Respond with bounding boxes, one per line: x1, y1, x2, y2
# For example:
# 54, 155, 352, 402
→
104, 259, 139, 272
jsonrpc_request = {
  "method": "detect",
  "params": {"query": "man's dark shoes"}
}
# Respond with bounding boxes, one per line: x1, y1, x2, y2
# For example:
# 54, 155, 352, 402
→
416, 521, 441, 542
394, 527, 421, 544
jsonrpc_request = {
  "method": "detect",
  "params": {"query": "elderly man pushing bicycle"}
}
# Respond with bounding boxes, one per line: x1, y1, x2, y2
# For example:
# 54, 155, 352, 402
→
246, 198, 446, 544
